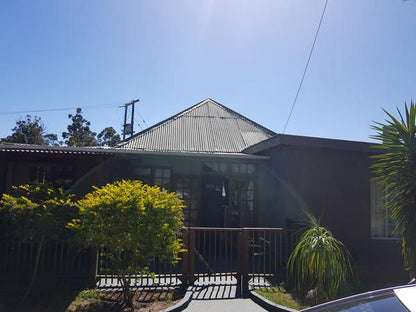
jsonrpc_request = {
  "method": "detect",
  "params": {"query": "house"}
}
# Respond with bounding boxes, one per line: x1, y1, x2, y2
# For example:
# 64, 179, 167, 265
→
0, 98, 407, 283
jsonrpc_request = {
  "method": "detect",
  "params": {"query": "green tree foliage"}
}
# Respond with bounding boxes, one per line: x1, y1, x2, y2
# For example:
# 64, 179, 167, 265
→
371, 101, 416, 277
97, 126, 121, 147
68, 180, 184, 309
0, 183, 77, 299
62, 108, 97, 147
1, 115, 58, 146
287, 213, 354, 304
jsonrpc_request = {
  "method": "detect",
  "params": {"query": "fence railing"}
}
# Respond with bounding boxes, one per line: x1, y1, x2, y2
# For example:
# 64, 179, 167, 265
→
97, 227, 299, 295
0, 238, 93, 291
182, 227, 298, 295
0, 227, 299, 295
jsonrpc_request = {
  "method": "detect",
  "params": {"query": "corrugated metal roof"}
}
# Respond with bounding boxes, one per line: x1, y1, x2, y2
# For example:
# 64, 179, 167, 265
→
0, 143, 270, 159
117, 98, 276, 153
0, 143, 117, 155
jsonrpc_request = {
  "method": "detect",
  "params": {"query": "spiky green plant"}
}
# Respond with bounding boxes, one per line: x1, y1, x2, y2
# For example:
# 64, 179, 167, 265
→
287, 213, 354, 303
371, 101, 416, 277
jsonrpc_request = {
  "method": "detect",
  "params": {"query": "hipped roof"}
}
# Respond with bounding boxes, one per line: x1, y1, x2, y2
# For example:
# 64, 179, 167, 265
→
117, 98, 276, 154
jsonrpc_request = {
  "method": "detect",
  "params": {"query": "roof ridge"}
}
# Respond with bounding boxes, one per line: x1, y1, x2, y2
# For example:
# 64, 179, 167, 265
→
176, 98, 276, 136
208, 100, 277, 136
117, 98, 214, 148
116, 98, 277, 152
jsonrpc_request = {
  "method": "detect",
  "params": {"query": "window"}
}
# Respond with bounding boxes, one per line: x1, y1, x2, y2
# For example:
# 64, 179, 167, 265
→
154, 168, 171, 190
175, 177, 200, 226
134, 167, 171, 190
31, 164, 49, 183
228, 178, 256, 226
371, 180, 397, 239
134, 167, 152, 185
30, 163, 74, 189
232, 163, 256, 175
203, 162, 227, 174
203, 162, 257, 175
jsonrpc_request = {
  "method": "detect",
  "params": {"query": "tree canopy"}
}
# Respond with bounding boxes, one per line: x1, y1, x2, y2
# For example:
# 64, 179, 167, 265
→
1, 115, 58, 146
62, 108, 97, 147
68, 180, 184, 308
97, 126, 121, 147
1, 108, 122, 147
371, 101, 416, 277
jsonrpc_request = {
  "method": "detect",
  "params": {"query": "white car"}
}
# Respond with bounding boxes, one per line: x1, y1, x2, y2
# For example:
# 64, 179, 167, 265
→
301, 284, 416, 312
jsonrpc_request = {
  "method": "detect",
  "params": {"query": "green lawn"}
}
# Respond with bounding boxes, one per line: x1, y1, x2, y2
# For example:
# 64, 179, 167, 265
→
255, 287, 308, 311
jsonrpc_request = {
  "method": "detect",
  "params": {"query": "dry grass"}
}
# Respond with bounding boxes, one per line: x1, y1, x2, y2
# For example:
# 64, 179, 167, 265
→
255, 287, 308, 311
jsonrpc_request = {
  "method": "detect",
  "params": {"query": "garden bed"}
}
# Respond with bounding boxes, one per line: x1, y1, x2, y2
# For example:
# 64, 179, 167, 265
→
255, 287, 307, 311
0, 288, 186, 312
67, 289, 186, 312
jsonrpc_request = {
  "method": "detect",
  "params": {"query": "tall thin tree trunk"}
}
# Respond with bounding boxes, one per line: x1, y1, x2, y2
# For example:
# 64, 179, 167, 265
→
24, 236, 44, 300
119, 273, 133, 311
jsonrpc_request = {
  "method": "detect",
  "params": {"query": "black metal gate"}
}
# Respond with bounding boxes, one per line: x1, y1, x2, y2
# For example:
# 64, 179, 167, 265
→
96, 227, 298, 297
183, 227, 297, 296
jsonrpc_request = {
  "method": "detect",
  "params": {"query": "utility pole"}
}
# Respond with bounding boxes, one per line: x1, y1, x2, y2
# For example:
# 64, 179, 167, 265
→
121, 99, 140, 140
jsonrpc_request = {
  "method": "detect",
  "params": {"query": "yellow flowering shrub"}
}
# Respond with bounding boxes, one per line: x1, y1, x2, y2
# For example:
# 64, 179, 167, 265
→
68, 180, 185, 307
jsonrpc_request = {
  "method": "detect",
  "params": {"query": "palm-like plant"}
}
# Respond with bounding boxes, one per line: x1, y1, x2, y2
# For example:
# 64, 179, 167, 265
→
287, 213, 354, 303
371, 101, 416, 277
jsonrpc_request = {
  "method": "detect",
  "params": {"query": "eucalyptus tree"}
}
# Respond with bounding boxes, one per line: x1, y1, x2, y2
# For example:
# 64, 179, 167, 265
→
97, 126, 121, 146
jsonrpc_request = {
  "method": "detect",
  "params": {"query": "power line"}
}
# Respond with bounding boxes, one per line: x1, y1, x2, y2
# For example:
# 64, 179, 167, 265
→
282, 0, 329, 134
137, 111, 148, 128
0, 102, 122, 116
135, 118, 143, 131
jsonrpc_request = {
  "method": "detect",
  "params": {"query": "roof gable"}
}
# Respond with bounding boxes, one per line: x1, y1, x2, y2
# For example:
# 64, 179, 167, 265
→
117, 98, 276, 153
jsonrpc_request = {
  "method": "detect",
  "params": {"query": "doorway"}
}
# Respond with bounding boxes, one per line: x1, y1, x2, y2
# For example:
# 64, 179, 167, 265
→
201, 176, 228, 227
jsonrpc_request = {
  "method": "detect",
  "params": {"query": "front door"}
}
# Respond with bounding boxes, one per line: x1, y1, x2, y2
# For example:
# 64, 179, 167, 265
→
201, 176, 228, 227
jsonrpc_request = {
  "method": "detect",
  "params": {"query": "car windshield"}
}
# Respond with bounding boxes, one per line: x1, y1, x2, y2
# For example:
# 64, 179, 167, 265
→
317, 293, 409, 312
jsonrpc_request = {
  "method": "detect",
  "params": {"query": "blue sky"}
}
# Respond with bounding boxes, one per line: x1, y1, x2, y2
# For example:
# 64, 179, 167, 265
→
1, 0, 416, 143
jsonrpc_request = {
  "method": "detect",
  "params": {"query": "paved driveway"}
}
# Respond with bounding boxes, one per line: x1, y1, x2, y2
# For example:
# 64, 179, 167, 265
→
183, 297, 268, 312
182, 278, 268, 312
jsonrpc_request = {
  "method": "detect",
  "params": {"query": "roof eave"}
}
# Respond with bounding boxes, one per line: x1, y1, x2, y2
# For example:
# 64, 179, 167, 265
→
243, 134, 377, 154
0, 143, 270, 160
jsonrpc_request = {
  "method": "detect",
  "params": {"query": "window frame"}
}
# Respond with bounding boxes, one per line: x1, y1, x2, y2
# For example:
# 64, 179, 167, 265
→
370, 180, 399, 240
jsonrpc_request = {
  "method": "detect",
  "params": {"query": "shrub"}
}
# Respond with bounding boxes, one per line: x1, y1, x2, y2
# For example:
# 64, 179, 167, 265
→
0, 183, 77, 299
68, 180, 184, 309
287, 213, 354, 304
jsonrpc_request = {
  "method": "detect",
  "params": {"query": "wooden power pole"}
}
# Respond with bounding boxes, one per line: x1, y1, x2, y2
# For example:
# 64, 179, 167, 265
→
121, 99, 140, 140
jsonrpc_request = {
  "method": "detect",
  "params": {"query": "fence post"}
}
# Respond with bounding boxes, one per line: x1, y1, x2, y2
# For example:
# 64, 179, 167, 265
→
182, 229, 189, 284
182, 228, 196, 286
88, 247, 98, 288
238, 229, 249, 298
188, 229, 196, 284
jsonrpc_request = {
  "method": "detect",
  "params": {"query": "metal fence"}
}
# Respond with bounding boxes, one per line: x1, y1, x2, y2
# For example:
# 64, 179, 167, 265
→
0, 238, 93, 291
0, 228, 299, 296
246, 228, 298, 290
182, 227, 298, 295
96, 251, 183, 289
